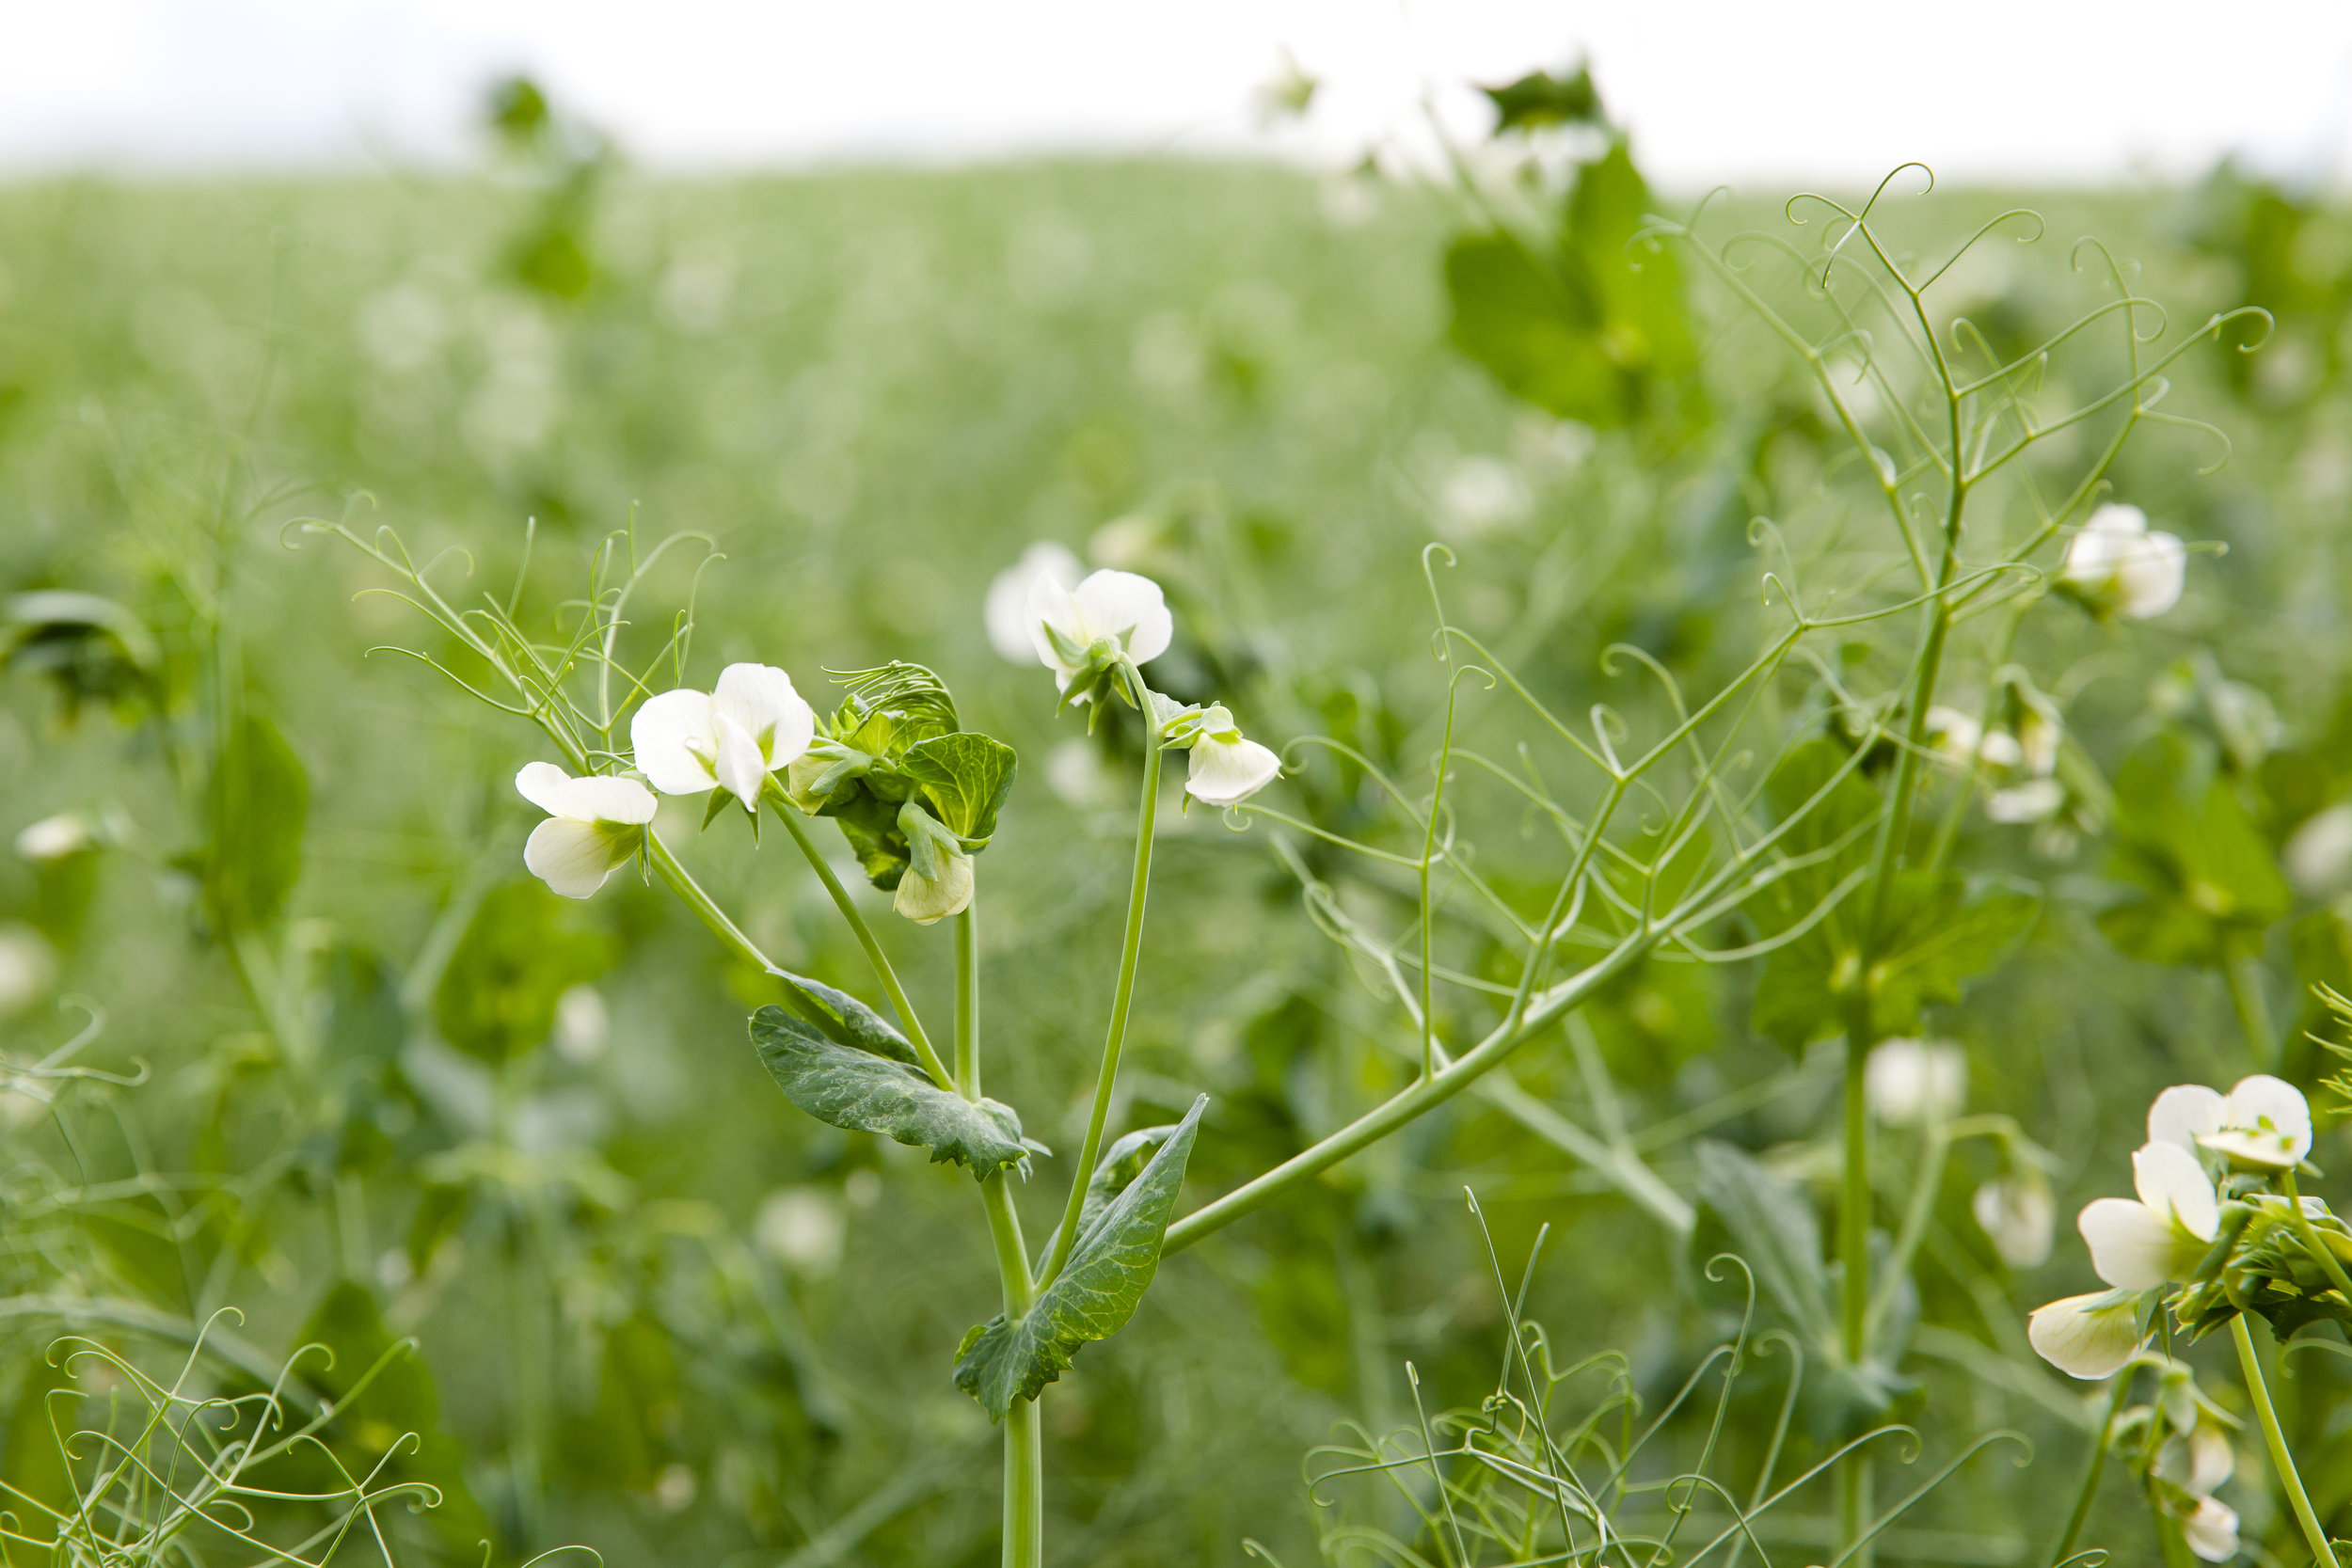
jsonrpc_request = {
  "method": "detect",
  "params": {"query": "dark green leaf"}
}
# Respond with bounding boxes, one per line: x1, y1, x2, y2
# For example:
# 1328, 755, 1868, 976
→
1480, 64, 1603, 132
750, 1006, 1034, 1177
434, 880, 617, 1063
1034, 1119, 1189, 1264
955, 1096, 1206, 1419
1864, 875, 2041, 1036
901, 731, 1019, 845
2100, 731, 2291, 966
206, 713, 309, 932
767, 965, 918, 1065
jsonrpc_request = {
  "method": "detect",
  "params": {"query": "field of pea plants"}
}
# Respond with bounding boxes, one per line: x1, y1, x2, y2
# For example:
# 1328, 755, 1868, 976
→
9, 71, 2352, 1568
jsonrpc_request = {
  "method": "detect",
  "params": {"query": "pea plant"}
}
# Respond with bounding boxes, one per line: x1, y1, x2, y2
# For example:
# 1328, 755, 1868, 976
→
285, 131, 2352, 1565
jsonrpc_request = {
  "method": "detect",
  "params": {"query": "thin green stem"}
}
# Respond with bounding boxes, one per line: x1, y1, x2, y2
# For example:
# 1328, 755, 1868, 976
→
2280, 1170, 2352, 1303
2049, 1368, 2134, 1568
2231, 1312, 2342, 1568
759, 780, 954, 1090
1003, 1391, 1043, 1568
1839, 1001, 1875, 1362
958, 902, 983, 1097
1041, 670, 1165, 1287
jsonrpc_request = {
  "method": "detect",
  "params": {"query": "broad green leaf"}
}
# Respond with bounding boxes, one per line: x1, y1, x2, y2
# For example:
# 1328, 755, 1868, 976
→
767, 964, 918, 1065
901, 731, 1019, 845
954, 1096, 1206, 1419
294, 1279, 490, 1553
1034, 1119, 1189, 1264
1480, 64, 1603, 132
2099, 731, 2290, 966
206, 712, 309, 932
434, 880, 618, 1063
1691, 1140, 1835, 1347
750, 1006, 1036, 1177
1863, 874, 2040, 1036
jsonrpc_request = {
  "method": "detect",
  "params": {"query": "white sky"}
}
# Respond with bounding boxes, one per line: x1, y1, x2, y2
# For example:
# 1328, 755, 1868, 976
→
5, 0, 2351, 187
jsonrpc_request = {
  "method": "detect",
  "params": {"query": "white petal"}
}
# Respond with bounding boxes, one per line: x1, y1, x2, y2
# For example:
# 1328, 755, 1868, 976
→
1025, 573, 1087, 680
525, 816, 632, 898
516, 760, 577, 816
2181, 1497, 2238, 1563
1985, 778, 2064, 824
893, 850, 974, 926
1972, 1177, 2054, 1268
2116, 531, 2185, 619
2285, 803, 2352, 898
2148, 1085, 2227, 1152
630, 689, 721, 795
986, 542, 1082, 662
2087, 502, 2150, 539
712, 715, 771, 811
559, 773, 659, 825
14, 813, 92, 862
2081, 1197, 2190, 1290
714, 664, 816, 768
2200, 1073, 2312, 1169
2026, 1290, 2145, 1379
2185, 1424, 2234, 1496
1072, 569, 1173, 665
1185, 734, 1282, 807
1866, 1039, 1968, 1126
2133, 1142, 2218, 1242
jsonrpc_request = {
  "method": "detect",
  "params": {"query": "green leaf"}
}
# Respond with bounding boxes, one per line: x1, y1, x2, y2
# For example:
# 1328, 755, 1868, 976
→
1, 1348, 76, 1526
1033, 1119, 1190, 1264
1865, 874, 2041, 1037
205, 712, 309, 932
434, 880, 618, 1063
294, 1279, 490, 1554
955, 1096, 1206, 1419
750, 1006, 1036, 1177
2099, 732, 2291, 967
1480, 64, 1603, 133
1691, 1140, 1834, 1346
901, 731, 1019, 845
767, 965, 919, 1066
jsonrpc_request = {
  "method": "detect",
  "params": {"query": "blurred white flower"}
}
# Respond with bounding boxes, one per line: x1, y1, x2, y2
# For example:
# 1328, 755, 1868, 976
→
986, 542, 1084, 662
1866, 1039, 1967, 1126
14, 813, 92, 862
1985, 777, 2066, 824
2179, 1497, 2239, 1563
1972, 1172, 2055, 1267
0, 926, 56, 1018
553, 984, 609, 1063
756, 1186, 845, 1275
1926, 705, 1989, 768
631, 664, 816, 812
2079, 1142, 2219, 1289
2285, 803, 2352, 898
516, 763, 658, 899
1044, 738, 1115, 810
2148, 1075, 2312, 1171
2060, 503, 2185, 620
2026, 1289, 2145, 1379
1025, 568, 1172, 699
1174, 704, 1282, 807
1435, 455, 1532, 540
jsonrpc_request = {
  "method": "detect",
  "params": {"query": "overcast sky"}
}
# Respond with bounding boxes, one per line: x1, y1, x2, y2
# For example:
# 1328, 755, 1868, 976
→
6, 0, 2351, 187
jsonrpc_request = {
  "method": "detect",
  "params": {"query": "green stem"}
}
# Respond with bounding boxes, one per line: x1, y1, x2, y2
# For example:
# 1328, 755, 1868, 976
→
2049, 1369, 2134, 1568
2281, 1170, 2352, 1303
1040, 675, 1165, 1288
2225, 949, 2278, 1069
758, 781, 955, 1090
1839, 1000, 1875, 1363
959, 902, 1043, 1568
2231, 1312, 2342, 1568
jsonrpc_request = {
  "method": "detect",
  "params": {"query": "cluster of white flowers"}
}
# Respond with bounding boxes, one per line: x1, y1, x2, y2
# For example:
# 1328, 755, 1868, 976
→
2058, 503, 2186, 622
514, 559, 1280, 908
1926, 675, 2067, 829
2028, 1075, 2313, 1381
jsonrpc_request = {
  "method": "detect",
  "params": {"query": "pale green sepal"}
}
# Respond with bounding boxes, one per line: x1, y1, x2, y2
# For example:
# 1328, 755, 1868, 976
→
954, 1095, 1206, 1419
750, 1006, 1034, 1178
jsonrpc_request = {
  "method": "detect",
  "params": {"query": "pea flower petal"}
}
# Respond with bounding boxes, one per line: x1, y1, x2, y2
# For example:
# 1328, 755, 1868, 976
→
986, 542, 1083, 662
629, 664, 816, 810
2147, 1084, 2227, 1152
2078, 1142, 2218, 1290
1025, 568, 1172, 695
2026, 1290, 2145, 1379
2180, 1497, 2239, 1563
1186, 732, 1282, 807
2060, 503, 2185, 620
516, 762, 656, 899
2196, 1073, 2312, 1169
894, 848, 974, 926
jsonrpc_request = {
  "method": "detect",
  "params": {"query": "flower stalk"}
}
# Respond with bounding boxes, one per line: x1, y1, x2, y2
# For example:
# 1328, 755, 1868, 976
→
2230, 1313, 2341, 1568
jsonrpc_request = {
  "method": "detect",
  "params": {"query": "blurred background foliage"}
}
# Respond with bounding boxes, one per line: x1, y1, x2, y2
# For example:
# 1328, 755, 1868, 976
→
7, 70, 2352, 1566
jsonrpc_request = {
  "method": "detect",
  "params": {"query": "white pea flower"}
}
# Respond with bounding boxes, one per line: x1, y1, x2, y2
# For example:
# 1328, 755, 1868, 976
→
2147, 1075, 2312, 1171
630, 663, 816, 812
1025, 568, 1173, 700
2060, 503, 2185, 620
2079, 1141, 2219, 1290
1865, 1038, 1967, 1126
2026, 1289, 2146, 1379
1925, 705, 1988, 768
1984, 777, 2066, 825
1972, 1172, 2055, 1268
985, 541, 1083, 663
516, 763, 658, 899
2179, 1497, 2239, 1564
2157, 1419, 2235, 1502
1177, 705, 1282, 807
2284, 802, 2352, 899
894, 847, 974, 926
15, 814, 93, 862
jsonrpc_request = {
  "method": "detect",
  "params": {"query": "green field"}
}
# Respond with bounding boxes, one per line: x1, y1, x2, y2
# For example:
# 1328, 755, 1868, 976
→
6, 132, 2352, 1567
